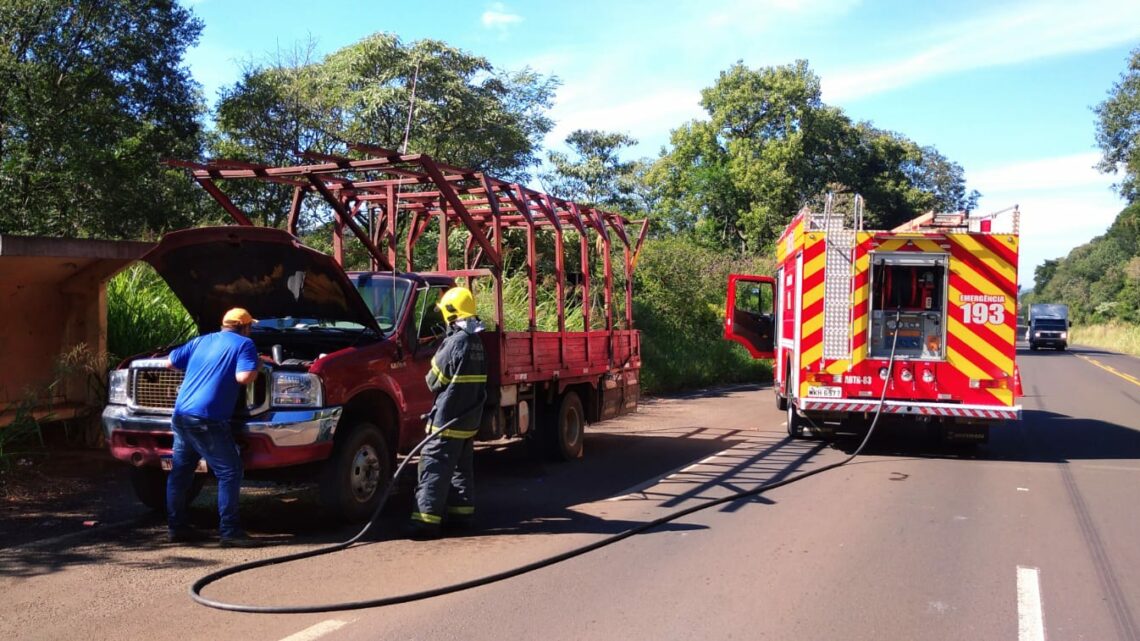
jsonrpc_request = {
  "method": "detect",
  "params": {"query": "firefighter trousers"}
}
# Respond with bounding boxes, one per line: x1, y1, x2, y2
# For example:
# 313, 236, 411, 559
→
412, 435, 474, 527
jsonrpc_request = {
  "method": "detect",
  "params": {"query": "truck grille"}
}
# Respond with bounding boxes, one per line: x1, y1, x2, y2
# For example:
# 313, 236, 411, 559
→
130, 368, 183, 412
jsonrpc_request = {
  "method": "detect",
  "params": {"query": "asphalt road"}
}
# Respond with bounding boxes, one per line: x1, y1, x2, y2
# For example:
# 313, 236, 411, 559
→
2, 344, 1139, 641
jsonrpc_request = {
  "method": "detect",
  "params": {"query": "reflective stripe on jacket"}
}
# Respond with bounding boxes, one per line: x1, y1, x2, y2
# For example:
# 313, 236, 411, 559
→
425, 323, 487, 437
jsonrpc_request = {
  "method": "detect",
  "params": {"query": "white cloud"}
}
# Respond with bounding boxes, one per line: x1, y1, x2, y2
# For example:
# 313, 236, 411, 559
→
971, 153, 1125, 284
823, 1, 1140, 101
545, 86, 705, 156
705, 0, 861, 31
481, 3, 523, 31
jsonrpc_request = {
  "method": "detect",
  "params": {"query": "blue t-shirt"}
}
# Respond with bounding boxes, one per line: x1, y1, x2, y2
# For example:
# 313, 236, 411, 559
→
169, 330, 259, 421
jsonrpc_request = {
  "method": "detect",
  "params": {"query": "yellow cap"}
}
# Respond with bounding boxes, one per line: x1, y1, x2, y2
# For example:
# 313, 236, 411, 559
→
222, 307, 257, 327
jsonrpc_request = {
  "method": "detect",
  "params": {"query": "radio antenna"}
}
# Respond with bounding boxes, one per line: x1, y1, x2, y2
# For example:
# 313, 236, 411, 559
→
401, 60, 421, 154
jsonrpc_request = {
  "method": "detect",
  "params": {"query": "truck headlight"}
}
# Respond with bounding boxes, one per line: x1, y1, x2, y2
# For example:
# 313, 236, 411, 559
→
1060, 332, 1068, 339
1034, 331, 1043, 338
271, 372, 323, 408
108, 369, 129, 405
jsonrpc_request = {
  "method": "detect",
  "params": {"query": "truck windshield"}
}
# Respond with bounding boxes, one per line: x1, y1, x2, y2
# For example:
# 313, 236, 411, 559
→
1035, 319, 1067, 330
354, 275, 412, 336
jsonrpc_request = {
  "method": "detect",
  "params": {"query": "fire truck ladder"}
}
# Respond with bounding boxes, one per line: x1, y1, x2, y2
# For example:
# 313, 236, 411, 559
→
814, 195, 862, 364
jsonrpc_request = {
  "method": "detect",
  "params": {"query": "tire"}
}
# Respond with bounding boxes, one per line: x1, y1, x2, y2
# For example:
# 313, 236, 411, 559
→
543, 391, 585, 461
319, 421, 392, 523
129, 466, 205, 513
1029, 342, 1038, 351
776, 363, 790, 411
786, 399, 805, 438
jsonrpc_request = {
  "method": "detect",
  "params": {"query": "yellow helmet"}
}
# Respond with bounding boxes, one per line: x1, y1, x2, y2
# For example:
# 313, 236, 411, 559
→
437, 286, 477, 324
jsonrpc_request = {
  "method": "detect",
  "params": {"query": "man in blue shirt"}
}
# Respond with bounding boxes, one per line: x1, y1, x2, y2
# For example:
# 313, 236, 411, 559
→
166, 307, 260, 546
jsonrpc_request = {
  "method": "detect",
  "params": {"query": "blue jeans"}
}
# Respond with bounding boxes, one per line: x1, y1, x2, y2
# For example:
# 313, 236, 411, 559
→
168, 413, 244, 538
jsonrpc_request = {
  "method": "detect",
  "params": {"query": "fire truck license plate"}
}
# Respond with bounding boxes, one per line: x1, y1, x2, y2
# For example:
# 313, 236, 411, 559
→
806, 386, 843, 398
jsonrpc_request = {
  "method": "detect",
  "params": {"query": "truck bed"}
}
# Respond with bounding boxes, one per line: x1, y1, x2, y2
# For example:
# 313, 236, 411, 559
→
488, 329, 641, 384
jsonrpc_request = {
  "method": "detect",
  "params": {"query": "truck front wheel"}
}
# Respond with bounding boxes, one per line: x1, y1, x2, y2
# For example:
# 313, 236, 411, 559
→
320, 421, 392, 523
129, 466, 205, 513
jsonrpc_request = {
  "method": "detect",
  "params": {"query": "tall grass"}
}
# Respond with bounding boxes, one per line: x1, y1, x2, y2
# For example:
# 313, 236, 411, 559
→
633, 237, 773, 394
106, 264, 196, 363
1070, 323, 1140, 357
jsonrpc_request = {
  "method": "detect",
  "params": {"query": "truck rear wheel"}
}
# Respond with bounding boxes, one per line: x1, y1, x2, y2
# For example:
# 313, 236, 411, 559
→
129, 466, 205, 513
786, 401, 805, 438
320, 421, 392, 523
538, 391, 585, 461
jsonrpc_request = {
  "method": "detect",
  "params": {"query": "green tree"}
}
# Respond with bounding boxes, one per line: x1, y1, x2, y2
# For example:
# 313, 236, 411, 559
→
210, 33, 559, 228
543, 129, 640, 211
647, 60, 978, 252
1095, 46, 1140, 203
0, 0, 206, 238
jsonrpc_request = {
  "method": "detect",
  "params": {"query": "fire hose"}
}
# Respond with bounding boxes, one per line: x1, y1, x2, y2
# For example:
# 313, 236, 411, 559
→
190, 319, 902, 614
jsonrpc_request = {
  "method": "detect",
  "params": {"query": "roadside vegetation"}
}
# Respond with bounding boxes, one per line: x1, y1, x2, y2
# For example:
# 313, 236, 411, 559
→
1070, 323, 1140, 358
5, 4, 1138, 413
1024, 47, 1140, 335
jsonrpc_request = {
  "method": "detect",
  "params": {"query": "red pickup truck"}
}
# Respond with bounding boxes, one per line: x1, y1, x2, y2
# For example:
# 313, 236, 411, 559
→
103, 150, 645, 521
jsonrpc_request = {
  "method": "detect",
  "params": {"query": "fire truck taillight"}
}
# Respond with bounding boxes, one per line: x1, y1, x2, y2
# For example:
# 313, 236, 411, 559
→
921, 369, 936, 384
899, 368, 914, 382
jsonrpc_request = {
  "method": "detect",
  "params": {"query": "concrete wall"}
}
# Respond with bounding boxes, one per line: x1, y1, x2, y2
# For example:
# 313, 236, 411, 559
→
0, 235, 152, 426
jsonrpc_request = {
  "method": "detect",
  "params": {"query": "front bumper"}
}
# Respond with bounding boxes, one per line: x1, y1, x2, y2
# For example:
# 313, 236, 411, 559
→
102, 405, 342, 469
797, 399, 1021, 421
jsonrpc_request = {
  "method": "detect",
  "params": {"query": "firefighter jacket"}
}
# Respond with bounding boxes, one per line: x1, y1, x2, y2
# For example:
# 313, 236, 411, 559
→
425, 320, 487, 438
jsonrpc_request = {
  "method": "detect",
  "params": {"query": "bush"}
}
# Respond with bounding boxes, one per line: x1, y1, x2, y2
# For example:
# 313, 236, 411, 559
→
633, 237, 773, 393
106, 264, 196, 363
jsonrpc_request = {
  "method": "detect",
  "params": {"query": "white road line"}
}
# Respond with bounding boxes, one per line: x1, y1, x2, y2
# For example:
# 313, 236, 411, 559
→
606, 448, 734, 501
279, 619, 350, 641
1017, 566, 1045, 641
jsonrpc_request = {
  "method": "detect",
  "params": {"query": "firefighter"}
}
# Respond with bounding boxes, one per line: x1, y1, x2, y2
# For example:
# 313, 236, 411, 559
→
408, 286, 488, 540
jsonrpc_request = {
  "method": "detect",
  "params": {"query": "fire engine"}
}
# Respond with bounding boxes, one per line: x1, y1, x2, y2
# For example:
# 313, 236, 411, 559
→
725, 197, 1022, 442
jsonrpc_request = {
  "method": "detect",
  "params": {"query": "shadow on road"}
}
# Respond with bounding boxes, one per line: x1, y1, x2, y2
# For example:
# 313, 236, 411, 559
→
824, 408, 1140, 465
0, 418, 834, 578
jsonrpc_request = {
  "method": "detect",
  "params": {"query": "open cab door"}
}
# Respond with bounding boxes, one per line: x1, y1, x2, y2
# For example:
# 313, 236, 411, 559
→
725, 274, 776, 359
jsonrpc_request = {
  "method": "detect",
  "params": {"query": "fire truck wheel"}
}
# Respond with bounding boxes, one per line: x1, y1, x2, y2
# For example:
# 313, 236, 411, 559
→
129, 466, 205, 513
320, 421, 392, 523
544, 391, 585, 461
786, 402, 804, 438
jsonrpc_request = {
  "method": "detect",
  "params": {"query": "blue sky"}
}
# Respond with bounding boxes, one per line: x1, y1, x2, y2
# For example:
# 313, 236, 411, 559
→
180, 0, 1140, 284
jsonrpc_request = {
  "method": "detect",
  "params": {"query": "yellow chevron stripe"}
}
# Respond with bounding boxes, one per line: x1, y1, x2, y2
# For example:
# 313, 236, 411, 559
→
803, 249, 826, 280
949, 259, 1016, 308
801, 343, 822, 368
826, 360, 850, 374
948, 285, 1015, 344
910, 238, 946, 254
803, 283, 824, 309
987, 388, 1014, 406
947, 316, 1013, 373
947, 234, 1017, 285
875, 238, 909, 252
946, 345, 991, 380
802, 308, 824, 337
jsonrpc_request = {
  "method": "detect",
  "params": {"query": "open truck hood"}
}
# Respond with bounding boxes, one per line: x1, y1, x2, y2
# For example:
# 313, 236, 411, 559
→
143, 226, 381, 335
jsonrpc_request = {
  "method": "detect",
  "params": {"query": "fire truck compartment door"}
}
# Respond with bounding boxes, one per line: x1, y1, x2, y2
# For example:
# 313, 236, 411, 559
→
725, 274, 776, 359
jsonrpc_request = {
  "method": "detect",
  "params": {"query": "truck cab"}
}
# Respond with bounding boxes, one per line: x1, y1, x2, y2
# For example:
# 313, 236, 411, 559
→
103, 226, 452, 521
1027, 303, 1069, 351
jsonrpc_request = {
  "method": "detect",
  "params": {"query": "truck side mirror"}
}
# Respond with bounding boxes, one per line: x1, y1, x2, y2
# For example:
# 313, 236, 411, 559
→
724, 274, 776, 359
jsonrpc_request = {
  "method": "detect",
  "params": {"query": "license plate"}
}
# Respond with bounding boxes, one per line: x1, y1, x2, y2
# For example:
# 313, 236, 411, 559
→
160, 456, 208, 473
806, 386, 843, 398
